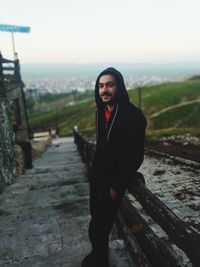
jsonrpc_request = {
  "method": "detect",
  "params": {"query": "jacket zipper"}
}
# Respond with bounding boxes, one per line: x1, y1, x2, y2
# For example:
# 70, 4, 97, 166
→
106, 104, 119, 142
96, 104, 119, 143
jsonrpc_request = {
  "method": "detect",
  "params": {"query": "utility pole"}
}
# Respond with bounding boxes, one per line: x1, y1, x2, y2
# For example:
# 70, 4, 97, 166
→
138, 86, 142, 110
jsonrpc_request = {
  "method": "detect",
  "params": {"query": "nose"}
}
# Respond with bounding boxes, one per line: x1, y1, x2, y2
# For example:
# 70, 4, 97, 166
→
99, 85, 107, 93
102, 85, 108, 90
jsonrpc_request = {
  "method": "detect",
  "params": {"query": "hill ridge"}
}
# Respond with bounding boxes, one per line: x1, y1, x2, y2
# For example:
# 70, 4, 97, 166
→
150, 99, 200, 118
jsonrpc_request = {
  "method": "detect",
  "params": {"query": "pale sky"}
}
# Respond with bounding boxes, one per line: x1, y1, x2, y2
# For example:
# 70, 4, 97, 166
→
1, 0, 200, 64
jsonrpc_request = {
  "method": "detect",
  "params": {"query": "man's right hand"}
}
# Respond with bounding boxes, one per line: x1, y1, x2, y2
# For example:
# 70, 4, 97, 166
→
110, 187, 118, 200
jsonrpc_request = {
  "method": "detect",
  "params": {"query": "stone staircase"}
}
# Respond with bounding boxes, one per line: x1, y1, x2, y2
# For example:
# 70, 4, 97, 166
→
0, 138, 132, 267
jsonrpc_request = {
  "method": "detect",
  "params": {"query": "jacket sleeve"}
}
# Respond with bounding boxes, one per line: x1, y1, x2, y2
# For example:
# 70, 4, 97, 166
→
111, 113, 147, 193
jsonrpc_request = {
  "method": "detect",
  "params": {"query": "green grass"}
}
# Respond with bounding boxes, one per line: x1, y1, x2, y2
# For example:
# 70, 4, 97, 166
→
29, 100, 96, 136
128, 79, 200, 116
28, 78, 200, 139
41, 93, 72, 104
58, 101, 96, 136
152, 102, 200, 129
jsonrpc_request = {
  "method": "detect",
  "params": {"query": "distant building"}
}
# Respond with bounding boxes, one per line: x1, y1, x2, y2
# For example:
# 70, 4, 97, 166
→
25, 88, 40, 99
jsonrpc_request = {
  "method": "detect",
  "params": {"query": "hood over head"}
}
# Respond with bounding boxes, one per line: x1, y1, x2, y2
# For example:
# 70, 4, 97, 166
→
95, 67, 129, 109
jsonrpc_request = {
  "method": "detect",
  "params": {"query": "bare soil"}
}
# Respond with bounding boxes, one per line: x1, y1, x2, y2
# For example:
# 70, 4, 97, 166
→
146, 140, 200, 163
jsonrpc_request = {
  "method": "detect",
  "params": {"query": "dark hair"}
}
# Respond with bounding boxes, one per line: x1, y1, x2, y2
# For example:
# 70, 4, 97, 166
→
95, 67, 129, 108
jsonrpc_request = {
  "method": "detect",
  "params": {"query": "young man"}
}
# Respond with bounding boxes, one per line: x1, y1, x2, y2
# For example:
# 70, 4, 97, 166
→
82, 67, 146, 267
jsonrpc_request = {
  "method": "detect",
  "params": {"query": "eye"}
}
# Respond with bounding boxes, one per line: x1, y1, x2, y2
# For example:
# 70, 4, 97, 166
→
98, 83, 103, 89
107, 82, 115, 88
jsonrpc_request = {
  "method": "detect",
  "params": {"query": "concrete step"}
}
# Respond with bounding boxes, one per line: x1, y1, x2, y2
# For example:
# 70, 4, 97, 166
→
1, 239, 133, 267
4, 174, 87, 195
0, 137, 133, 267
0, 183, 89, 214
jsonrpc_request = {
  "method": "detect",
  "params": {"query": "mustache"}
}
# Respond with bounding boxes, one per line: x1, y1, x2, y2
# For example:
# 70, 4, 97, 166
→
100, 92, 112, 97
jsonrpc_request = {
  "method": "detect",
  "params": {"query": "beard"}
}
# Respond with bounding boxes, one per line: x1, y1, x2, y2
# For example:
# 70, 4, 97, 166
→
100, 94, 117, 106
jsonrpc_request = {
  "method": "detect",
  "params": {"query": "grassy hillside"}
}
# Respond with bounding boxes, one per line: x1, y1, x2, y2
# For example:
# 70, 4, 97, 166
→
152, 101, 200, 129
27, 90, 93, 112
29, 100, 96, 136
128, 79, 200, 137
128, 79, 200, 116
28, 78, 200, 138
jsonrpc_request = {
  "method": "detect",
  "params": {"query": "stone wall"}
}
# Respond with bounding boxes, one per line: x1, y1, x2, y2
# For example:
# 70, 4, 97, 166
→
0, 53, 30, 193
0, 98, 16, 192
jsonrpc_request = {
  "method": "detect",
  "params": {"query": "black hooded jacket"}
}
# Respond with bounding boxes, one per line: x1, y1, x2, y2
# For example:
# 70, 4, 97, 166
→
91, 67, 147, 193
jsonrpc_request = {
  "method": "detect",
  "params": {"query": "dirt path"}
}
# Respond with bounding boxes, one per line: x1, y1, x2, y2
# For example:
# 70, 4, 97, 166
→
150, 98, 200, 118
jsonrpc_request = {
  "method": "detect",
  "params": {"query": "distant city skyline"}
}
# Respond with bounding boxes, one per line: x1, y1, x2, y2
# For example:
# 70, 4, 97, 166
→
1, 0, 200, 64
22, 62, 200, 95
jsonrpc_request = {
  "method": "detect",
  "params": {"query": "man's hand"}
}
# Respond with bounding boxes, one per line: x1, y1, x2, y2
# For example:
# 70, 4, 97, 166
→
110, 187, 118, 200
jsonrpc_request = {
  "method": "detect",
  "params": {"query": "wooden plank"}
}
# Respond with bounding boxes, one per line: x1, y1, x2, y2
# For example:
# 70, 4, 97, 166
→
115, 210, 151, 267
121, 196, 182, 266
129, 184, 200, 265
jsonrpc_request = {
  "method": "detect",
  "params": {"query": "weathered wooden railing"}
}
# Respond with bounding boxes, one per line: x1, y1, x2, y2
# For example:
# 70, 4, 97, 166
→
0, 52, 21, 84
73, 127, 200, 266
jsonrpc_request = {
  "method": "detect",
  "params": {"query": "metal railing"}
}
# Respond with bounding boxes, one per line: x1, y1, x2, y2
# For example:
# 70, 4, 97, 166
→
73, 126, 200, 266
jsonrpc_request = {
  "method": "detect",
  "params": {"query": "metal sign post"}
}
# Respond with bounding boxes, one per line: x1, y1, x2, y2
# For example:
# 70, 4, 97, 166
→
0, 24, 31, 59
11, 32, 16, 59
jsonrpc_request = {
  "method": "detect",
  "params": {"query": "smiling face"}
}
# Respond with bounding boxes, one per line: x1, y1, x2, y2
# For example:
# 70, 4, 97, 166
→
98, 74, 117, 105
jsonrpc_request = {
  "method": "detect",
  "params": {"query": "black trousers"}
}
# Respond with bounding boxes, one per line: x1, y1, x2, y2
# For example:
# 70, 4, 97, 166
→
88, 180, 124, 265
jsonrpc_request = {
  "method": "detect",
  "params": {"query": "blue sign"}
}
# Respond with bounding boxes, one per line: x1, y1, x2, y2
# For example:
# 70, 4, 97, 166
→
0, 24, 30, 33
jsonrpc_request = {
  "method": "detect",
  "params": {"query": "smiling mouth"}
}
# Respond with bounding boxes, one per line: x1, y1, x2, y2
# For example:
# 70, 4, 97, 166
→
100, 92, 112, 97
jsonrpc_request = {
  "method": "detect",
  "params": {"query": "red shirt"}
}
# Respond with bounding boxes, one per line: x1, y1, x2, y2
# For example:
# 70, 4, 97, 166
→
105, 108, 112, 122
